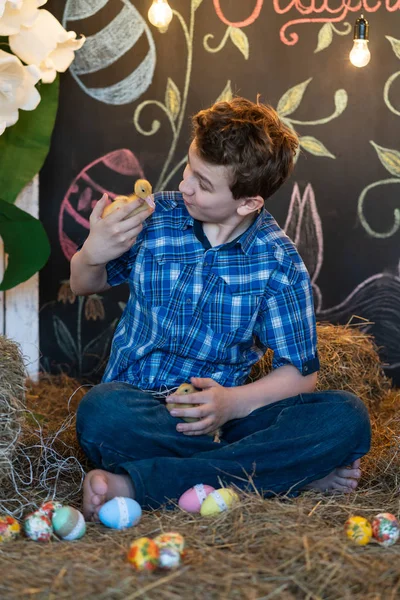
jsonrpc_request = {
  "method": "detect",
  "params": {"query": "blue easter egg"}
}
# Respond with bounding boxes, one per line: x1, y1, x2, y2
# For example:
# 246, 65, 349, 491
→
98, 497, 142, 529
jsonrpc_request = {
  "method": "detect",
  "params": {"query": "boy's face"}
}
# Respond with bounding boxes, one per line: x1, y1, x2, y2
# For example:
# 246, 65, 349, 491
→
178, 141, 240, 224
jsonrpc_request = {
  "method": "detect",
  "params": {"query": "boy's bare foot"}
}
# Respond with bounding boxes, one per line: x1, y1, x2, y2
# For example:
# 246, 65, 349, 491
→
83, 469, 135, 522
303, 459, 362, 493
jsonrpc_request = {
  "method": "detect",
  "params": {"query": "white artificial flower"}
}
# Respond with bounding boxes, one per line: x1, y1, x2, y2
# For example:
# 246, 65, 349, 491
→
9, 9, 85, 83
0, 0, 47, 35
0, 49, 41, 134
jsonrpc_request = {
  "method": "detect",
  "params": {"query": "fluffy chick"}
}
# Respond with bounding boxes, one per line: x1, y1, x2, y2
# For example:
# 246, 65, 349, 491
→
102, 178, 154, 218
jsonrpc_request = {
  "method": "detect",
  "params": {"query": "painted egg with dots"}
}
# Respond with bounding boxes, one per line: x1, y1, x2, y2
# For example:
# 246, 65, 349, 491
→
52, 506, 86, 541
24, 511, 53, 542
62, 0, 156, 106
127, 537, 159, 571
200, 488, 239, 516
98, 497, 142, 530
0, 516, 21, 543
372, 512, 400, 547
58, 149, 145, 261
178, 483, 216, 513
344, 516, 372, 546
39, 500, 63, 520
158, 547, 181, 569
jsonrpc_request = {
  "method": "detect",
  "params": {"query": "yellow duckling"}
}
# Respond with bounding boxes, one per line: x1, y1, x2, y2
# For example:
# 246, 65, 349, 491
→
102, 178, 154, 218
167, 383, 221, 441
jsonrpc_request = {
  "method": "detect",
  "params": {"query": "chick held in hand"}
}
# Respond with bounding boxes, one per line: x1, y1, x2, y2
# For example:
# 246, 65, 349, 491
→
102, 178, 154, 219
167, 383, 221, 441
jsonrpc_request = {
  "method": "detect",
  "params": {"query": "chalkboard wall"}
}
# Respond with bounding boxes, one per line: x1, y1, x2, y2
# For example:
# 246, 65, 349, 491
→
39, 0, 400, 385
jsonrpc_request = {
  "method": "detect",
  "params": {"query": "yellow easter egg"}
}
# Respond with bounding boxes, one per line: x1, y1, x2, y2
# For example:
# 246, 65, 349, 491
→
0, 516, 20, 543
200, 488, 239, 517
345, 516, 372, 546
127, 537, 159, 571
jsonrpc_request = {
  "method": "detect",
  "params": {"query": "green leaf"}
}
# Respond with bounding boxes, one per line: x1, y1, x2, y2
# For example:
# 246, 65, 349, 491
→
277, 78, 312, 117
215, 80, 233, 104
0, 198, 50, 290
370, 141, 400, 177
53, 315, 79, 363
0, 76, 59, 204
229, 27, 249, 60
314, 23, 333, 53
165, 77, 181, 121
299, 136, 335, 158
386, 36, 400, 60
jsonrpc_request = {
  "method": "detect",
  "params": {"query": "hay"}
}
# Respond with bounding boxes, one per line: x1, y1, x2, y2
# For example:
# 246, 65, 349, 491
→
1, 323, 400, 599
0, 336, 26, 493
250, 321, 392, 403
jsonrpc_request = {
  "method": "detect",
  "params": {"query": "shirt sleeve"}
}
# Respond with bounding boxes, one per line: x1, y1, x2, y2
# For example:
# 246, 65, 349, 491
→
106, 233, 144, 287
256, 274, 320, 376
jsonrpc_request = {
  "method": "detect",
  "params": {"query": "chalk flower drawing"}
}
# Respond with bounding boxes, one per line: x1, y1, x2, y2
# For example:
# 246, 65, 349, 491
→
357, 36, 400, 239
286, 184, 400, 372
9, 9, 85, 83
0, 49, 41, 133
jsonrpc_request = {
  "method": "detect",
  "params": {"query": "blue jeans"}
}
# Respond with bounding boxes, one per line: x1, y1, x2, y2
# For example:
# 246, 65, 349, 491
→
76, 383, 371, 509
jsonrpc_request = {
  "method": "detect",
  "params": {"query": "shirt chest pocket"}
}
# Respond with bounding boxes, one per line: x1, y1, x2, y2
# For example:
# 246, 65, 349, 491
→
136, 249, 186, 307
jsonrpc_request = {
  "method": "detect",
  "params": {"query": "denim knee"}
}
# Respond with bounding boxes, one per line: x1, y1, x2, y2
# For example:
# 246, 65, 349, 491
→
76, 382, 118, 442
334, 391, 371, 452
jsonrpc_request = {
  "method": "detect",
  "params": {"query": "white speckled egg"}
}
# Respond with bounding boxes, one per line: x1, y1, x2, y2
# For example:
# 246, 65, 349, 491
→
99, 497, 142, 529
158, 547, 181, 569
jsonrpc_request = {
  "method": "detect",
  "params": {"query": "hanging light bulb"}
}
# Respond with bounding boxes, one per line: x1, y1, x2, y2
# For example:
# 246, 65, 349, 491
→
349, 14, 371, 68
148, 0, 173, 34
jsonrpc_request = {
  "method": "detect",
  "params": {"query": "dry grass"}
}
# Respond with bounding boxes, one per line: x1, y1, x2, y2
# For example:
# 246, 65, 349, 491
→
1, 323, 400, 600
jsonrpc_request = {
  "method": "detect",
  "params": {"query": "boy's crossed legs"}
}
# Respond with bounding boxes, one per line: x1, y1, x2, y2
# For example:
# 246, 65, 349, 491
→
76, 383, 371, 520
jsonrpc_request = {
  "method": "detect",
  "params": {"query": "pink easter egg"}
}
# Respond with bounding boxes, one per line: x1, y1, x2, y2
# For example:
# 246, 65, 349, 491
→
178, 484, 216, 513
58, 149, 144, 261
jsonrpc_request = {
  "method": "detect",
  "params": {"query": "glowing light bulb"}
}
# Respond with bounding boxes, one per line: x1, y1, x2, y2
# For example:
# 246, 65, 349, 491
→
148, 0, 173, 33
349, 15, 371, 68
349, 40, 371, 67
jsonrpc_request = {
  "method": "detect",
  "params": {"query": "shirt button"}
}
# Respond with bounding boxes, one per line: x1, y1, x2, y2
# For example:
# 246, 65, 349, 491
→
304, 366, 308, 372
186, 298, 192, 304
204, 262, 209, 267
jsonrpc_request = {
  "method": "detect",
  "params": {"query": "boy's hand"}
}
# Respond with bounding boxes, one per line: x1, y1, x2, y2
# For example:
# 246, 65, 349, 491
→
81, 193, 153, 266
166, 377, 238, 436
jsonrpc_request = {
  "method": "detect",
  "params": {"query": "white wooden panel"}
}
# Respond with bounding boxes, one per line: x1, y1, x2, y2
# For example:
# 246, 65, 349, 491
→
3, 177, 39, 380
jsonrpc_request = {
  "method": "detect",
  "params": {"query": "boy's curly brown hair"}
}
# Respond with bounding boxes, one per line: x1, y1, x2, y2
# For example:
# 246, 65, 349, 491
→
192, 97, 299, 202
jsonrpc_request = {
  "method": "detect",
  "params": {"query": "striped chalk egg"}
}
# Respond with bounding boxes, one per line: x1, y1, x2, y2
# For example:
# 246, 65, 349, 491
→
200, 488, 239, 517
178, 484, 216, 513
98, 497, 142, 530
52, 506, 86, 541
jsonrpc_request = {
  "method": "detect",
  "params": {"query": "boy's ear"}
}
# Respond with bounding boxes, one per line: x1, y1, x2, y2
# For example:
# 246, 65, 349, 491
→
237, 195, 264, 216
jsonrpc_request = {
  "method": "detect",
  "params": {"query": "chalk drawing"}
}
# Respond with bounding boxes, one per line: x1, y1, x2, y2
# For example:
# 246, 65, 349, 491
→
62, 0, 156, 105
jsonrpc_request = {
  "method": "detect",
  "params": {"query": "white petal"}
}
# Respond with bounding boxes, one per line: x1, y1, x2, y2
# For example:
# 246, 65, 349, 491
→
0, 107, 18, 127
38, 64, 56, 83
0, 121, 6, 135
19, 84, 40, 110
0, 0, 45, 35
0, 1, 6, 20
48, 47, 75, 73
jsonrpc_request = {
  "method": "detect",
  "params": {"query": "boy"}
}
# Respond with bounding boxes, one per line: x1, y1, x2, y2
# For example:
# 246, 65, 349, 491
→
71, 98, 371, 520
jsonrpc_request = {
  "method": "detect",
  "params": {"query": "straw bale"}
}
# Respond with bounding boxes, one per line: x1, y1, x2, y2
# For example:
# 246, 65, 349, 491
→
250, 321, 392, 403
0, 335, 26, 490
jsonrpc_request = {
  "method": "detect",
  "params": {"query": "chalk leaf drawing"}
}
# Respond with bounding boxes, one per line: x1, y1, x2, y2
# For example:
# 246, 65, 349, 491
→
314, 22, 352, 53
277, 79, 348, 161
230, 27, 250, 60
59, 149, 144, 261
165, 78, 181, 122
62, 0, 156, 105
384, 37, 400, 117
215, 80, 233, 104
285, 183, 400, 373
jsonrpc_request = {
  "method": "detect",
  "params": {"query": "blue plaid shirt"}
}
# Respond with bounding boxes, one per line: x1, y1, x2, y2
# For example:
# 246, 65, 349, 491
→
103, 191, 319, 390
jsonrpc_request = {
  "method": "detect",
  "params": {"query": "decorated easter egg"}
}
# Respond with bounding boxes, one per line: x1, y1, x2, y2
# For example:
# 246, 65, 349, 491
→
178, 483, 216, 513
153, 532, 185, 555
371, 512, 400, 547
58, 149, 145, 261
39, 500, 63, 519
344, 516, 372, 546
200, 488, 239, 517
52, 506, 86, 541
62, 0, 156, 105
0, 516, 21, 543
24, 511, 53, 542
127, 537, 160, 571
99, 497, 142, 530
158, 547, 181, 569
